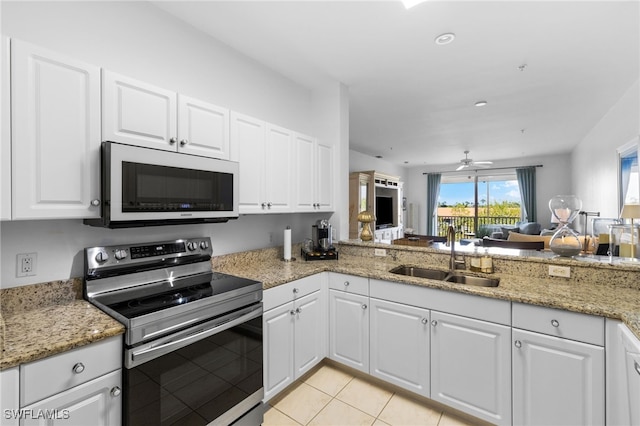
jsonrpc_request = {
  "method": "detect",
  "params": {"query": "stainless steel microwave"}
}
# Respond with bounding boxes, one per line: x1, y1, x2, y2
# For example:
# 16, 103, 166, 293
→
84, 142, 239, 228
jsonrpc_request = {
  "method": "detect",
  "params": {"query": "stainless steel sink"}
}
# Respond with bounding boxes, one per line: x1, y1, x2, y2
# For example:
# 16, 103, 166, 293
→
389, 266, 448, 280
389, 265, 499, 287
445, 274, 500, 287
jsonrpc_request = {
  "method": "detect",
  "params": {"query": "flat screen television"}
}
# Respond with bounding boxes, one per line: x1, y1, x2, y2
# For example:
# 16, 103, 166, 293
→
375, 196, 394, 229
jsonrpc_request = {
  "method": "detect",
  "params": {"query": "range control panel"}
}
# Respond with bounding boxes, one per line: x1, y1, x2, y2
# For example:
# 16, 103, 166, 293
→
85, 237, 212, 272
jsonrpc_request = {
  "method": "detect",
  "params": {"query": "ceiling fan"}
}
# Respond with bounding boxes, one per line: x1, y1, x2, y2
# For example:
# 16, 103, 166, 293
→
456, 150, 493, 171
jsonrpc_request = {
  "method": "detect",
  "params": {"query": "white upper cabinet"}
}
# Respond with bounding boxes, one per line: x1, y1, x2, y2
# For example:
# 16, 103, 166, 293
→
102, 70, 177, 151
1, 35, 11, 221
232, 112, 294, 214
177, 95, 229, 159
265, 124, 293, 212
102, 71, 229, 159
294, 134, 334, 212
11, 39, 101, 220
231, 112, 267, 213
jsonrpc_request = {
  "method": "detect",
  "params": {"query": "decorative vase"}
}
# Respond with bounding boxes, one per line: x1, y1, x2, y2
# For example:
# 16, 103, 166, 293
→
357, 211, 375, 241
548, 195, 582, 257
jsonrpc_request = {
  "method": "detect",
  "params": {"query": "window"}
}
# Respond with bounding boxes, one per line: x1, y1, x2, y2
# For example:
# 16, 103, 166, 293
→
437, 173, 521, 237
620, 145, 639, 208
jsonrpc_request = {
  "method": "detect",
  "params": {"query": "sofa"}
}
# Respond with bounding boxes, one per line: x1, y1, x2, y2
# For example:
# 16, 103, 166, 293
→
485, 221, 542, 240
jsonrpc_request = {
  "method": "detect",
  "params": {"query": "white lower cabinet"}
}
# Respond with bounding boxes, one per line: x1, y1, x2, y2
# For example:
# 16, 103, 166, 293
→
431, 311, 512, 425
512, 302, 605, 426
263, 275, 326, 401
1, 367, 20, 426
369, 298, 430, 397
328, 289, 369, 373
606, 319, 640, 426
20, 370, 121, 426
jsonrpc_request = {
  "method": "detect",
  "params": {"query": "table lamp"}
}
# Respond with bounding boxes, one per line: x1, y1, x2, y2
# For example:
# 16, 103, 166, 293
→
620, 204, 640, 257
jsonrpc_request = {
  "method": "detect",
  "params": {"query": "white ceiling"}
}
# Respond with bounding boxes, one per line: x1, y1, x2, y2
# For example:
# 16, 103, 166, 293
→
152, 0, 640, 168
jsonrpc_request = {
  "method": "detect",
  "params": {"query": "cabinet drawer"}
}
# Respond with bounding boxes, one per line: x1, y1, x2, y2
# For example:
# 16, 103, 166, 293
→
21, 336, 122, 406
264, 274, 321, 311
512, 303, 604, 346
329, 272, 368, 295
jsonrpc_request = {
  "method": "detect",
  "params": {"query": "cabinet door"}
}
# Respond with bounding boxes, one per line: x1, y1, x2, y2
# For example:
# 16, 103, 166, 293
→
619, 324, 640, 425
21, 370, 121, 426
294, 133, 316, 212
231, 112, 266, 214
294, 291, 324, 377
431, 311, 511, 425
264, 124, 293, 212
370, 298, 430, 397
11, 40, 101, 219
263, 302, 295, 401
1, 367, 19, 426
315, 141, 334, 212
102, 70, 177, 151
513, 328, 605, 426
177, 95, 229, 159
1, 35, 10, 220
329, 290, 369, 373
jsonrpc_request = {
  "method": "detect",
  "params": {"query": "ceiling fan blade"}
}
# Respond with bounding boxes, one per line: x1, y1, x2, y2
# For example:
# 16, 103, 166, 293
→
473, 161, 493, 165
475, 163, 492, 168
456, 164, 466, 171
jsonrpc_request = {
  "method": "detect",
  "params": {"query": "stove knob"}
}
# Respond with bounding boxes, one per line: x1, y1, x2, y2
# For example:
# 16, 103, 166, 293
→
200, 241, 209, 250
114, 249, 128, 260
95, 251, 109, 263
187, 242, 198, 251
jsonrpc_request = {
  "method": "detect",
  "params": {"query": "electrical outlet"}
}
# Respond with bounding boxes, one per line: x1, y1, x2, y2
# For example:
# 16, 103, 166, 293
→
548, 265, 570, 278
17, 253, 37, 277
374, 248, 387, 257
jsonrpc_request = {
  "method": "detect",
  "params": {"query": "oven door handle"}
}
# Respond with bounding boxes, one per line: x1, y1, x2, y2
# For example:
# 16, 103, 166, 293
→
127, 304, 262, 368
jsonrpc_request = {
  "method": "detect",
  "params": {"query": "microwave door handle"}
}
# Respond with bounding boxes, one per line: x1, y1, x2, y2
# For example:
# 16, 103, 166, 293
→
128, 305, 262, 368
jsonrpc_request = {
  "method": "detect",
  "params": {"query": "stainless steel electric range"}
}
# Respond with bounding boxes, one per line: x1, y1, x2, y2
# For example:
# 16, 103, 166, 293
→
84, 237, 263, 426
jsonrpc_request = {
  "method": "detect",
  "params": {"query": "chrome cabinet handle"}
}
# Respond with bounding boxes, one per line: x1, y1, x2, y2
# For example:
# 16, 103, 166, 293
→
261, 202, 267, 208
290, 310, 296, 316
361, 304, 367, 310
90, 199, 100, 206
267, 202, 273, 207
344, 281, 350, 287
169, 137, 177, 145
635, 361, 640, 376
551, 319, 560, 327
110, 386, 121, 397
515, 340, 522, 348
293, 288, 299, 294
296, 307, 302, 314
431, 320, 438, 327
72, 363, 85, 374
180, 139, 188, 146
421, 318, 429, 324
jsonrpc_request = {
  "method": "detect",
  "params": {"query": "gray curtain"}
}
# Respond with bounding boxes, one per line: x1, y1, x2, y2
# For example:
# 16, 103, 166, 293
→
516, 167, 536, 222
426, 173, 442, 234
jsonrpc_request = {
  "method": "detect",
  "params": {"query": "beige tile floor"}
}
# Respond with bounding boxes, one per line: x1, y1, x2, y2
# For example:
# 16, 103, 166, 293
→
264, 363, 483, 426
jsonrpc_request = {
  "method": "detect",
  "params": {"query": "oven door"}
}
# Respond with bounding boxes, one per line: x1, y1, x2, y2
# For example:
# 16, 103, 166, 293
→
124, 303, 263, 426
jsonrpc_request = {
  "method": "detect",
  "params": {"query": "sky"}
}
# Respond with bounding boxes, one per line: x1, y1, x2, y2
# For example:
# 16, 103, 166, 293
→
438, 180, 521, 206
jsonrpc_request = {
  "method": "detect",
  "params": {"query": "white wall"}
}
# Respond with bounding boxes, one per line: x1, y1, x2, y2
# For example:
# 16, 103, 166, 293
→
571, 80, 640, 220
404, 154, 572, 235
349, 150, 407, 181
0, 1, 346, 288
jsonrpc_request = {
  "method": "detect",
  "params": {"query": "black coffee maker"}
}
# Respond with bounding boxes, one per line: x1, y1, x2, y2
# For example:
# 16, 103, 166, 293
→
303, 219, 338, 260
312, 219, 333, 252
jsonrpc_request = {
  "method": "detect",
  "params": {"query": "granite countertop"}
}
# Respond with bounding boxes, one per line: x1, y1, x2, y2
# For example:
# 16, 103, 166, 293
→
2, 242, 639, 371
0, 279, 124, 370
212, 243, 640, 340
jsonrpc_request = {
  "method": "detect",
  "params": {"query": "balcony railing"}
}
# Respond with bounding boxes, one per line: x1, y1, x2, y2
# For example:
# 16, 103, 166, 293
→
437, 215, 520, 239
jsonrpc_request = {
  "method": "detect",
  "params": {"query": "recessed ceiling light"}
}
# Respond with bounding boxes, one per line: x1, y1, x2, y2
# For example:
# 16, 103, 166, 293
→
434, 33, 456, 45
375, 155, 383, 159
474, 100, 488, 107
401, 0, 428, 9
